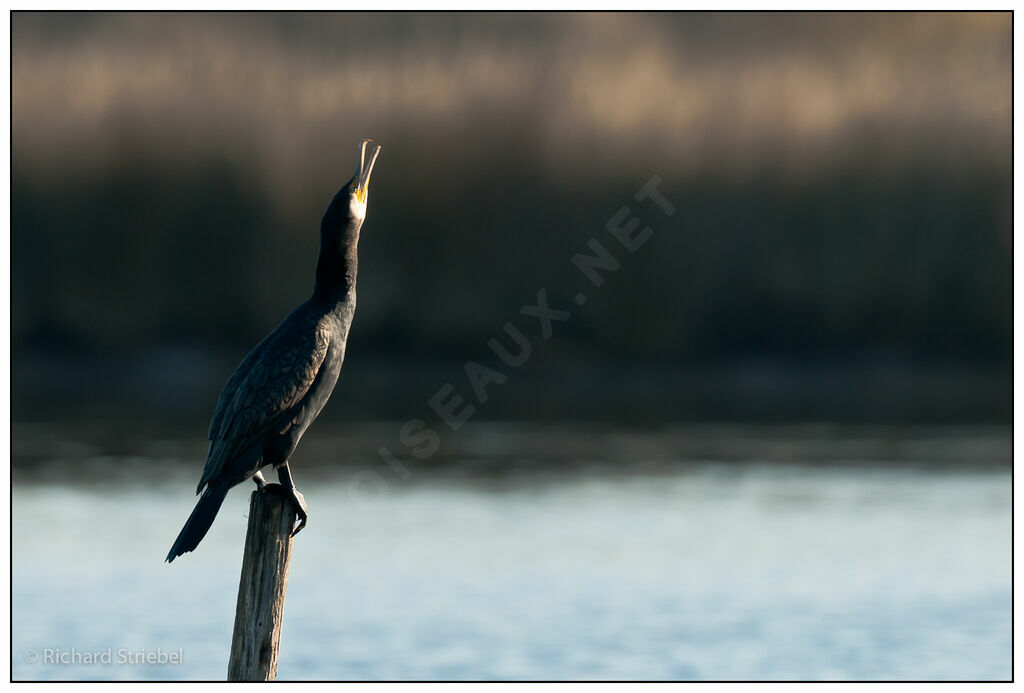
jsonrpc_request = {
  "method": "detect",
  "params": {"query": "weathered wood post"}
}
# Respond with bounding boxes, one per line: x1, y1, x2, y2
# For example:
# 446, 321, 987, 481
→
227, 490, 297, 681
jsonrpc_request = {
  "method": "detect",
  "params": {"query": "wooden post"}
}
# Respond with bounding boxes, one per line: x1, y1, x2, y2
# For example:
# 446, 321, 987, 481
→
227, 490, 297, 681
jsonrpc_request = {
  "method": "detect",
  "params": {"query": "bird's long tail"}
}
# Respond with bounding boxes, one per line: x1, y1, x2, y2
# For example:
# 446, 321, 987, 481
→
166, 483, 230, 563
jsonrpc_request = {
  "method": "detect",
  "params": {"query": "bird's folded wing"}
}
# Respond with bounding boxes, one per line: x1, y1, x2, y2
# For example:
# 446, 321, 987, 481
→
207, 331, 275, 441
198, 322, 331, 492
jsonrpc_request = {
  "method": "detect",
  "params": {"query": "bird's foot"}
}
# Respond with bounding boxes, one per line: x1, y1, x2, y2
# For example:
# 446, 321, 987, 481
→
258, 483, 308, 536
252, 471, 268, 490
287, 487, 308, 537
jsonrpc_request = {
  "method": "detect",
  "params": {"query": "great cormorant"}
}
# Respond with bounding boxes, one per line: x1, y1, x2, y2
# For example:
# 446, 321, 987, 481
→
166, 139, 381, 563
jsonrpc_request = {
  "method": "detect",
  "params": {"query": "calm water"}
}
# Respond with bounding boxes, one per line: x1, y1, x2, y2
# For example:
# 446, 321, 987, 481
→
12, 430, 1011, 681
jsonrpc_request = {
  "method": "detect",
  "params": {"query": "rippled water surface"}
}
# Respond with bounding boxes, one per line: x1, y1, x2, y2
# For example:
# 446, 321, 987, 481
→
12, 429, 1011, 681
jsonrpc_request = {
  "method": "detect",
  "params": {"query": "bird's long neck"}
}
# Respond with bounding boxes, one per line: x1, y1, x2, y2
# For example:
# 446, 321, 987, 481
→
313, 193, 362, 307
313, 232, 358, 304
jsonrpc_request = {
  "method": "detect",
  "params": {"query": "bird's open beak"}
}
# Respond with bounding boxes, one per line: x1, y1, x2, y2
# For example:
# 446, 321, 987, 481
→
355, 139, 381, 204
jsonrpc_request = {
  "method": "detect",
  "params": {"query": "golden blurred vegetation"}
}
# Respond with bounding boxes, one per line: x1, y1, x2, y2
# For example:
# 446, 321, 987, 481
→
12, 12, 1011, 423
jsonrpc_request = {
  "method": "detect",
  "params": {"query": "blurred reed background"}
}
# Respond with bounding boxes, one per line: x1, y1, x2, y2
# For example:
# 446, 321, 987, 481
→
12, 11, 1011, 427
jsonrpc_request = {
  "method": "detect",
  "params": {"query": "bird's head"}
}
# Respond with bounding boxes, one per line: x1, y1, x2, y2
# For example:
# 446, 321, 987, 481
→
346, 138, 381, 222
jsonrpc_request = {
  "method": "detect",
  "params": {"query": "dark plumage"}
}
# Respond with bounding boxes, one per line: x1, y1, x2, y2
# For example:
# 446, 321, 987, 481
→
166, 140, 381, 563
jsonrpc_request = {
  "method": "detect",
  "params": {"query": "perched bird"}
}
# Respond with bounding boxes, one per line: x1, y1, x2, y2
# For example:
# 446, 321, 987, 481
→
166, 139, 381, 563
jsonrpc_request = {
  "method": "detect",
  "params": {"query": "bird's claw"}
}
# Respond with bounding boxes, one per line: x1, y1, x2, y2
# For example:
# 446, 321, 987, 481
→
258, 481, 284, 495
289, 488, 308, 537
258, 483, 308, 537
